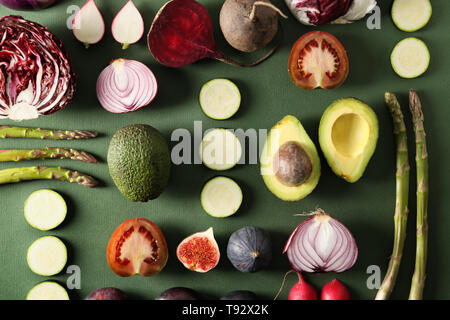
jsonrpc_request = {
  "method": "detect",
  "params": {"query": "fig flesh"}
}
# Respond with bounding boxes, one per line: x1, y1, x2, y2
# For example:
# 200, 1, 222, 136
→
176, 227, 220, 273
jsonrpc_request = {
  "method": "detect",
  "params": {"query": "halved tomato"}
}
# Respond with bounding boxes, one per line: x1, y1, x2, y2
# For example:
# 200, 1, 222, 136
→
106, 218, 168, 277
288, 31, 349, 90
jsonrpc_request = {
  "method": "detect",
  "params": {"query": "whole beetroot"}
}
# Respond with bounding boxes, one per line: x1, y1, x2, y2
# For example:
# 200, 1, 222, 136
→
219, 0, 288, 53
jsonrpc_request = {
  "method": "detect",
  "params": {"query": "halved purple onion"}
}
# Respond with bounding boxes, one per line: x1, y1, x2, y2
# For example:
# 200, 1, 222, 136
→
284, 210, 358, 273
96, 59, 158, 114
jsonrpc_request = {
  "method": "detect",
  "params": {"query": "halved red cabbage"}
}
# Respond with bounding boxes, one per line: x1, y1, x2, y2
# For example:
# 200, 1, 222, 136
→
0, 0, 60, 11
0, 15, 76, 121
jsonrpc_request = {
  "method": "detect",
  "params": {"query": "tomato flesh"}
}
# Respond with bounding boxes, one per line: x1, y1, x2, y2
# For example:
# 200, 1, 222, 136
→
107, 218, 168, 277
288, 31, 349, 90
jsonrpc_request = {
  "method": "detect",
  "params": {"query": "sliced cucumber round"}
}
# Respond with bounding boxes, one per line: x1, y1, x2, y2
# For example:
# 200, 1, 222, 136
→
391, 37, 430, 79
200, 128, 242, 171
24, 189, 67, 231
392, 0, 432, 32
199, 79, 241, 120
26, 282, 69, 300
27, 236, 67, 276
201, 176, 243, 218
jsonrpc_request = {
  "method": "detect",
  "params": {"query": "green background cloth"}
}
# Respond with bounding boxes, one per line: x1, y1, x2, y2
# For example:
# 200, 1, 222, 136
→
0, 0, 448, 300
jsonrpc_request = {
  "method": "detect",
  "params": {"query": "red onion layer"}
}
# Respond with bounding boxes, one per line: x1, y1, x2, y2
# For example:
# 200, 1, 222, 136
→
96, 58, 157, 114
283, 209, 358, 273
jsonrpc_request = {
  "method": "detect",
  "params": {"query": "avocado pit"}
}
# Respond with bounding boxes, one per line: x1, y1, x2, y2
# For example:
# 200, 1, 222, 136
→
273, 141, 312, 186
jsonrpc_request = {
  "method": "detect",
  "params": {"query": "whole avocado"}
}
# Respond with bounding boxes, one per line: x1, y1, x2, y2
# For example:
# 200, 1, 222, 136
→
108, 124, 171, 202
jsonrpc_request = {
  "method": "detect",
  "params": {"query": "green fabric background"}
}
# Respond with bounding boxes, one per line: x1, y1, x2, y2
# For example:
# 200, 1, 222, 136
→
0, 0, 448, 300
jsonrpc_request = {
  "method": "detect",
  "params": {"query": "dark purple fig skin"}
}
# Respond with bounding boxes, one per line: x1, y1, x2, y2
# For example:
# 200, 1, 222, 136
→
227, 226, 272, 273
155, 287, 199, 300
85, 288, 127, 300
221, 290, 257, 300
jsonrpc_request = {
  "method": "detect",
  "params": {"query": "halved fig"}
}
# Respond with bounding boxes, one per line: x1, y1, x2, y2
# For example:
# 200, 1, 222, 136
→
107, 218, 168, 277
288, 31, 349, 90
176, 227, 220, 273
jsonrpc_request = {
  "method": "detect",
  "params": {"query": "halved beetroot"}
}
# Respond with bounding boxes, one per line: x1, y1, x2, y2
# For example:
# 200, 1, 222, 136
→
147, 0, 276, 67
176, 227, 220, 273
288, 31, 349, 90
107, 218, 168, 277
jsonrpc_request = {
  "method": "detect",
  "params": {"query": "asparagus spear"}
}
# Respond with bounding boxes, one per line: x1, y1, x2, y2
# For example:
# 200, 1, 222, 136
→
408, 89, 429, 300
0, 148, 98, 163
376, 92, 410, 300
0, 166, 99, 188
0, 126, 97, 140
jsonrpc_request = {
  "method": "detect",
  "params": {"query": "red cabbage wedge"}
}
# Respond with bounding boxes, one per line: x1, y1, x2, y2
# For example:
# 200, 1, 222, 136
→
285, 0, 377, 26
0, 0, 60, 10
0, 16, 76, 121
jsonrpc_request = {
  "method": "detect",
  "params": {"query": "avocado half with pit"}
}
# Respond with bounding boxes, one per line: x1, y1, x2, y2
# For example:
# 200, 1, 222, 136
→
260, 115, 321, 201
319, 98, 379, 183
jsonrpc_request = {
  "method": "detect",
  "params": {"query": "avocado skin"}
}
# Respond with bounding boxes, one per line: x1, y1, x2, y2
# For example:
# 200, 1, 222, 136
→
108, 124, 171, 202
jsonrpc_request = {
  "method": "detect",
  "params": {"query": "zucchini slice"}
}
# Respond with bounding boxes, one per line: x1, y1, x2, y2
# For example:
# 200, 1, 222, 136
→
26, 282, 69, 300
391, 37, 430, 78
199, 79, 241, 120
27, 236, 67, 276
200, 128, 242, 171
392, 0, 432, 32
24, 189, 67, 231
201, 176, 243, 218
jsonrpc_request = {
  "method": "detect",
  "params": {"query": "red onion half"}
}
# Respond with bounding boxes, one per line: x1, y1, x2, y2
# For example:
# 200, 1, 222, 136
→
283, 209, 358, 273
96, 58, 157, 114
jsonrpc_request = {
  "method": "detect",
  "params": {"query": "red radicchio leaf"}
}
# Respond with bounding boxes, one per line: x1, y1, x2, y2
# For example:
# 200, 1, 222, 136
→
0, 15, 76, 121
287, 0, 352, 26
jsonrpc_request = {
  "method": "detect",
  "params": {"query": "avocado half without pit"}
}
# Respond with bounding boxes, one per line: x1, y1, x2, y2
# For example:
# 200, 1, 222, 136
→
319, 98, 379, 183
260, 115, 321, 201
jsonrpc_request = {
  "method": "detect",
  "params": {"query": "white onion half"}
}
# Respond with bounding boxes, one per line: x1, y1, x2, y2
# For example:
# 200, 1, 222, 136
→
283, 210, 358, 273
96, 59, 158, 113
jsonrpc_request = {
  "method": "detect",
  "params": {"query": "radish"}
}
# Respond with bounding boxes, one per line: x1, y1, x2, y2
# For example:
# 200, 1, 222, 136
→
321, 279, 351, 300
112, 0, 144, 49
275, 270, 318, 300
148, 0, 278, 68
288, 272, 318, 300
72, 0, 105, 48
